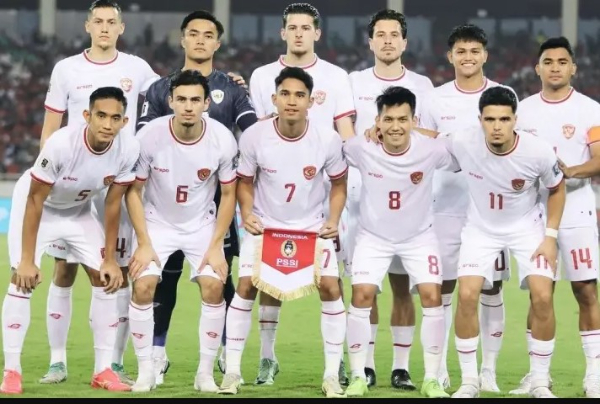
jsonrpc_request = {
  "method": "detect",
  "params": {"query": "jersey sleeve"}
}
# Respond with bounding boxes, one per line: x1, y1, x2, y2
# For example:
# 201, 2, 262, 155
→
249, 69, 268, 119
342, 135, 363, 168
334, 71, 356, 121
137, 80, 165, 131
325, 133, 349, 179
218, 133, 239, 184
236, 129, 258, 179
433, 136, 460, 172
133, 130, 153, 181
44, 62, 68, 114
418, 92, 438, 131
586, 104, 600, 144
114, 139, 141, 185
539, 144, 563, 190
30, 133, 64, 185
139, 59, 160, 95
233, 85, 258, 131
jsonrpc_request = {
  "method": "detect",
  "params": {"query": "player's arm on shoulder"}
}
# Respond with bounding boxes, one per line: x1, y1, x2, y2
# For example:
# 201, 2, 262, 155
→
333, 72, 356, 140
233, 84, 258, 131
342, 134, 364, 168
433, 135, 460, 172
558, 126, 600, 179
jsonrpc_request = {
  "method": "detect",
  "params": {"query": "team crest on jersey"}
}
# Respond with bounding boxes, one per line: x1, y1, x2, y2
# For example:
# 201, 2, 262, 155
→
410, 171, 423, 184
211, 90, 224, 104
303, 165, 317, 180
281, 239, 297, 258
120, 78, 133, 93
104, 175, 116, 186
198, 168, 211, 181
314, 90, 326, 105
562, 124, 576, 139
512, 178, 525, 191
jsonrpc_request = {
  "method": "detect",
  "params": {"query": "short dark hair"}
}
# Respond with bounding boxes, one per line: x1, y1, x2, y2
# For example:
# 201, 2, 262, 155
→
368, 9, 407, 39
538, 36, 575, 60
282, 3, 321, 29
89, 86, 127, 111
447, 24, 488, 49
274, 67, 314, 95
478, 87, 518, 114
376, 86, 416, 116
169, 70, 210, 99
180, 10, 224, 39
88, 0, 121, 18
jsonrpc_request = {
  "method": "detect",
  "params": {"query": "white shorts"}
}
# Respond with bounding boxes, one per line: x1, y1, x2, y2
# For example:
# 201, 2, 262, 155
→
351, 227, 443, 293
457, 220, 553, 290
238, 233, 340, 279
9, 202, 106, 271
557, 226, 599, 282
134, 220, 220, 282
434, 214, 510, 282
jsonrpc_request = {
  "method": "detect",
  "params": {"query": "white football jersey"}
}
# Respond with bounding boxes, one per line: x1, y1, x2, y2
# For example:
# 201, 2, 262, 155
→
249, 55, 355, 125
343, 132, 458, 243
517, 88, 600, 228
420, 79, 515, 217
135, 115, 238, 233
443, 127, 563, 236
30, 124, 139, 210
350, 67, 434, 135
236, 118, 348, 231
45, 50, 159, 137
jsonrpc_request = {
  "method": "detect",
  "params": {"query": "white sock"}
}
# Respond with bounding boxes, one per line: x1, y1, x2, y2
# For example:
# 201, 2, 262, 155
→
112, 287, 131, 366
2, 284, 31, 373
224, 293, 254, 375
581, 331, 600, 378
346, 305, 371, 380
391, 326, 415, 371
153, 345, 166, 361
258, 305, 280, 361
421, 306, 445, 380
365, 324, 377, 370
456, 336, 479, 381
198, 301, 226, 376
479, 292, 504, 373
440, 293, 453, 376
321, 298, 347, 379
90, 287, 118, 374
46, 282, 72, 366
526, 329, 533, 354
529, 338, 554, 384
129, 301, 153, 380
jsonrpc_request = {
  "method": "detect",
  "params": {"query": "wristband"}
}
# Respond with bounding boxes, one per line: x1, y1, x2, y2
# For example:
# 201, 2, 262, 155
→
545, 228, 558, 239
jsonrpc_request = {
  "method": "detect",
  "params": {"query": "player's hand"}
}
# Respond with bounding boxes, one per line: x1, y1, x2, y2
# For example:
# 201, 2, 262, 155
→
258, 112, 278, 121
243, 213, 264, 235
14, 261, 42, 294
199, 245, 228, 284
99, 259, 123, 293
557, 158, 575, 178
129, 243, 160, 281
364, 124, 382, 144
319, 221, 339, 239
530, 236, 559, 275
227, 72, 248, 89
414, 127, 440, 138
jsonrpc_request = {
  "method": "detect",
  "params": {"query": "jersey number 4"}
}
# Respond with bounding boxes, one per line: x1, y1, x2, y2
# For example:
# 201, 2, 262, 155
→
100, 237, 127, 260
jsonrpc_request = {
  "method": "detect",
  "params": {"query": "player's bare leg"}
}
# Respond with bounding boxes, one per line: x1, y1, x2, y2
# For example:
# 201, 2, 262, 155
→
389, 274, 417, 391
192, 274, 226, 393
572, 280, 600, 397
452, 275, 485, 398
83, 265, 131, 392
525, 275, 556, 398
255, 292, 282, 385
40, 259, 78, 384
438, 278, 456, 389
478, 281, 504, 393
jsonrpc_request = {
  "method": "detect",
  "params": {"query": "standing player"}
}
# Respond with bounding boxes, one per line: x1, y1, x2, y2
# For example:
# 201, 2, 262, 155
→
349, 9, 434, 389
514, 37, 600, 398
218, 67, 348, 397
248, 2, 355, 385
419, 24, 512, 391
446, 87, 565, 399
0, 88, 141, 394
124, 71, 238, 392
136, 10, 257, 384
343, 86, 453, 398
14, 0, 159, 385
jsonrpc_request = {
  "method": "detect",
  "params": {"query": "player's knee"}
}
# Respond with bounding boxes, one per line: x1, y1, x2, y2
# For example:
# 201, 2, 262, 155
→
198, 276, 224, 305
53, 259, 77, 287
236, 276, 257, 300
132, 276, 158, 305
319, 276, 341, 301
530, 290, 554, 319
572, 280, 599, 308
457, 284, 480, 310
350, 284, 376, 308
417, 284, 442, 307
